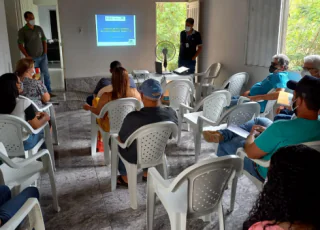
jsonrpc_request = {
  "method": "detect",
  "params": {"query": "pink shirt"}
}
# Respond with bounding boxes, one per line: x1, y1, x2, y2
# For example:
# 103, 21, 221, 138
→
249, 222, 284, 230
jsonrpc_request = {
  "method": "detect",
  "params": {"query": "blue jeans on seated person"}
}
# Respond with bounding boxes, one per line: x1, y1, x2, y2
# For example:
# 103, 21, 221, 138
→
0, 185, 39, 226
273, 108, 293, 121
178, 59, 196, 74
86, 95, 94, 106
23, 131, 44, 151
118, 159, 147, 176
229, 96, 240, 108
217, 117, 273, 181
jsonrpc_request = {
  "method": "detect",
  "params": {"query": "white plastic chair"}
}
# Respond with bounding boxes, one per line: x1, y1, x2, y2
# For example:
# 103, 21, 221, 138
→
147, 155, 243, 230
0, 114, 55, 169
237, 89, 277, 119
20, 95, 59, 145
91, 98, 141, 165
0, 198, 45, 230
195, 102, 261, 161
236, 141, 320, 191
218, 72, 249, 97
0, 142, 60, 212
177, 90, 231, 147
110, 121, 178, 209
163, 80, 195, 110
194, 63, 222, 103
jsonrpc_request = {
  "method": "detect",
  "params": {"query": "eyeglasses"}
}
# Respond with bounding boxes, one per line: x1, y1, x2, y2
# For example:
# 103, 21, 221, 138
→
302, 67, 316, 71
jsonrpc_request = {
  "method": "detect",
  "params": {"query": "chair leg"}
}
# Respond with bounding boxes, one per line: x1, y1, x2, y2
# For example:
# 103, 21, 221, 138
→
177, 114, 182, 145
111, 140, 119, 192
91, 115, 98, 156
49, 106, 59, 145
168, 212, 187, 230
146, 176, 156, 230
162, 157, 168, 180
45, 155, 60, 212
126, 163, 138, 209
102, 132, 110, 165
194, 130, 201, 162
44, 124, 55, 170
227, 176, 238, 214
218, 201, 225, 230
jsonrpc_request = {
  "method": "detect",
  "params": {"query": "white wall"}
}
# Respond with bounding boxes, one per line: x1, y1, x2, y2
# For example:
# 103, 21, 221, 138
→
199, 0, 270, 88
0, 0, 12, 74
38, 5, 56, 39
58, 0, 186, 79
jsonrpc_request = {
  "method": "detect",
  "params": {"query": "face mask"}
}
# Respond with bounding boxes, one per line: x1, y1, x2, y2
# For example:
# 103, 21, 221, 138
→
185, 26, 191, 32
301, 70, 311, 78
269, 65, 278, 73
290, 99, 299, 115
28, 20, 35, 26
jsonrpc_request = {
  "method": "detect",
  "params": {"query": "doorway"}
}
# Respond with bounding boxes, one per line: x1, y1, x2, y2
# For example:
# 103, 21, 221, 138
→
156, 2, 187, 71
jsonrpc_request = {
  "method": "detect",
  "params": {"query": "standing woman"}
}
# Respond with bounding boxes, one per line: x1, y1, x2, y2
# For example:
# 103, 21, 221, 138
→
243, 145, 320, 230
178, 18, 203, 74
0, 73, 50, 150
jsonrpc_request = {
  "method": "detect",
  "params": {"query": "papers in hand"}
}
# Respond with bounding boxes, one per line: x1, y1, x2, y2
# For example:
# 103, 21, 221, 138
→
227, 124, 250, 138
277, 91, 293, 107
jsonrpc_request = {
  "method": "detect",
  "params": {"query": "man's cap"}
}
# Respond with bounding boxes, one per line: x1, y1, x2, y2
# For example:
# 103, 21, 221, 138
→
139, 79, 163, 100
287, 75, 320, 110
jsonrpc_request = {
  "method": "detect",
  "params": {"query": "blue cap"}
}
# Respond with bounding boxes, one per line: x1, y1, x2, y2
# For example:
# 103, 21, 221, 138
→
139, 79, 163, 100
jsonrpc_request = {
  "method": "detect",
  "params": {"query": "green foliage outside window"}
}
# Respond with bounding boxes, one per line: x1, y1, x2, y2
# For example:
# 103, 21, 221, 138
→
156, 2, 187, 71
285, 0, 320, 70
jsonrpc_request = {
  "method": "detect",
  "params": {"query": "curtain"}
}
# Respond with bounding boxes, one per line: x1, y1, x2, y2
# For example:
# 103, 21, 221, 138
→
245, 0, 282, 67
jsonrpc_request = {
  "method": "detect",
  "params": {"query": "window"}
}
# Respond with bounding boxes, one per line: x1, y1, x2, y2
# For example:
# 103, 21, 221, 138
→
281, 0, 320, 70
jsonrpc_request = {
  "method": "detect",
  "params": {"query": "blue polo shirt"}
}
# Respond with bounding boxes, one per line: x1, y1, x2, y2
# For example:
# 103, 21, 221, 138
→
249, 72, 289, 112
254, 118, 320, 178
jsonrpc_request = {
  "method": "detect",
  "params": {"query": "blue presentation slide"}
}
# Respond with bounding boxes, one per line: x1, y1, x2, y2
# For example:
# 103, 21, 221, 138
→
95, 15, 136, 46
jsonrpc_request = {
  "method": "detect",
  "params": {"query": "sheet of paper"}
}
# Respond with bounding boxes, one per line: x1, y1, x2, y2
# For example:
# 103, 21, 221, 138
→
227, 124, 250, 138
277, 91, 293, 106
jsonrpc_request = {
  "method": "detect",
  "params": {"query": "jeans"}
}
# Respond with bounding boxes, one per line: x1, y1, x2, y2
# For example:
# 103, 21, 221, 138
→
273, 108, 293, 121
86, 95, 94, 106
217, 117, 273, 180
229, 95, 241, 108
178, 59, 196, 74
0, 185, 39, 226
118, 159, 147, 176
33, 53, 51, 92
23, 131, 44, 151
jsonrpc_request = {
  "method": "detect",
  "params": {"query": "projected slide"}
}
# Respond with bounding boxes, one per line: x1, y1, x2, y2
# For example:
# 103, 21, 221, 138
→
95, 15, 136, 46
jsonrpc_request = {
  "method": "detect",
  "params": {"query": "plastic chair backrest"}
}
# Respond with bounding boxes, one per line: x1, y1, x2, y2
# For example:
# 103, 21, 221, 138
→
0, 115, 34, 157
0, 142, 21, 184
124, 121, 178, 168
222, 72, 249, 97
164, 80, 194, 110
202, 90, 231, 122
168, 156, 243, 217
99, 98, 141, 133
217, 102, 260, 126
304, 141, 320, 152
200, 63, 222, 85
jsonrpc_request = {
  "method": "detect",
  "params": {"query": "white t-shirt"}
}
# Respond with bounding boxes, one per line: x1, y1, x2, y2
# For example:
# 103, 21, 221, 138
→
11, 97, 36, 121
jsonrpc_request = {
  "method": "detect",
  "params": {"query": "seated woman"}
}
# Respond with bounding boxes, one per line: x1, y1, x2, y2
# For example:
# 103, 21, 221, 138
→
0, 185, 39, 227
15, 58, 50, 108
83, 67, 141, 151
0, 73, 50, 151
243, 145, 320, 230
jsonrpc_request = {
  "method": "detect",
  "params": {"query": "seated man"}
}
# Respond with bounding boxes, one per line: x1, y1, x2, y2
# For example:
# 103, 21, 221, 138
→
85, 60, 136, 105
275, 54, 320, 121
116, 79, 178, 187
231, 54, 290, 113
0, 185, 39, 226
203, 76, 320, 181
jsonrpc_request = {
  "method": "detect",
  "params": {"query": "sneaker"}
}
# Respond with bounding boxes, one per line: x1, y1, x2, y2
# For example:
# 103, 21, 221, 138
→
203, 131, 224, 143
96, 140, 104, 152
49, 93, 57, 97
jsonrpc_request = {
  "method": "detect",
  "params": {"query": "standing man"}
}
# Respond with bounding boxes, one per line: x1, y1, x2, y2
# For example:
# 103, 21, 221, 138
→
178, 18, 203, 74
18, 11, 54, 97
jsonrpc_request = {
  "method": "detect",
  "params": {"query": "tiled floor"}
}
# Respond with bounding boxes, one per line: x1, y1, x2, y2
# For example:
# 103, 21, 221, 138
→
39, 110, 259, 230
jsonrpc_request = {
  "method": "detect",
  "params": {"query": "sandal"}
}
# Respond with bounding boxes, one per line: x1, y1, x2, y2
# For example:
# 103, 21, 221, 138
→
117, 175, 128, 188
